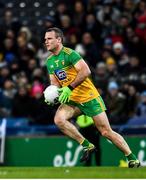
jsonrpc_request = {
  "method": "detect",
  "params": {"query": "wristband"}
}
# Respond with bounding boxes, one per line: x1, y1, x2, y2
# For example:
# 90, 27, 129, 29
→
68, 85, 74, 90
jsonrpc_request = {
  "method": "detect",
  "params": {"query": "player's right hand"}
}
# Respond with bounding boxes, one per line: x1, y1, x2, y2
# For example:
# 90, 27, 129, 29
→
58, 86, 72, 104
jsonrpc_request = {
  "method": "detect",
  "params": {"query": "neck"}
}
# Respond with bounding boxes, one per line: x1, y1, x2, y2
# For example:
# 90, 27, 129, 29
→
52, 44, 63, 55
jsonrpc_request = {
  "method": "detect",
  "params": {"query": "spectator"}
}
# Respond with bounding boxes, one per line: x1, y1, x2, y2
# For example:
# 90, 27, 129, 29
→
26, 58, 39, 81
124, 26, 146, 65
140, 71, 146, 89
32, 68, 48, 85
133, 0, 146, 18
0, 9, 21, 35
15, 72, 29, 87
73, 1, 86, 31
37, 15, 56, 43
5, 29, 16, 39
94, 62, 108, 95
42, 16, 55, 32
83, 13, 102, 42
17, 35, 35, 71
106, 57, 119, 82
109, 26, 124, 44
60, 15, 78, 45
0, 79, 16, 117
0, 66, 11, 87
29, 84, 58, 125
30, 80, 44, 98
122, 0, 135, 14
9, 60, 21, 82
19, 26, 32, 42
11, 85, 36, 119
96, 1, 121, 24
118, 15, 131, 32
112, 42, 124, 62
136, 91, 146, 117
36, 46, 50, 67
55, 2, 70, 27
103, 38, 113, 51
127, 56, 142, 77
86, 0, 102, 14
3, 37, 17, 64
101, 49, 112, 62
79, 32, 100, 71
126, 85, 139, 118
117, 52, 130, 75
67, 33, 79, 49
105, 81, 127, 125
135, 12, 146, 44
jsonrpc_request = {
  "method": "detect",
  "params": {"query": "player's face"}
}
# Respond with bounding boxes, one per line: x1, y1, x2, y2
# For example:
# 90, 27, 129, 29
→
44, 31, 61, 51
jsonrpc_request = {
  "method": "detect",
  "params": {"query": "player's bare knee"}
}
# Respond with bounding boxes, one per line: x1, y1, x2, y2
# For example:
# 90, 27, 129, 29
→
54, 116, 65, 127
101, 129, 112, 138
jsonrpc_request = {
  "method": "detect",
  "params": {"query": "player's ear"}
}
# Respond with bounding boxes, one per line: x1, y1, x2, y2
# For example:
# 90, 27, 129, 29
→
57, 37, 62, 43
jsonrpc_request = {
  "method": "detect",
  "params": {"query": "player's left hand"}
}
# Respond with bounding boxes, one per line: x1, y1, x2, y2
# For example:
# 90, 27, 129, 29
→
58, 86, 72, 103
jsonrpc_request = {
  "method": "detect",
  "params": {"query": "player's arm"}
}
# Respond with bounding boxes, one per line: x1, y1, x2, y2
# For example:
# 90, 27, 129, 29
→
58, 59, 91, 103
69, 59, 91, 89
49, 74, 61, 87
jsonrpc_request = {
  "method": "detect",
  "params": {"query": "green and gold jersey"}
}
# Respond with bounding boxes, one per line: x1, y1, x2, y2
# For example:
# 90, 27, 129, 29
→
45, 46, 100, 103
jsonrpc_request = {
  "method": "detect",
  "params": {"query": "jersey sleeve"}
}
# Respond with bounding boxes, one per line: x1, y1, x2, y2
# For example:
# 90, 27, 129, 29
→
69, 50, 82, 65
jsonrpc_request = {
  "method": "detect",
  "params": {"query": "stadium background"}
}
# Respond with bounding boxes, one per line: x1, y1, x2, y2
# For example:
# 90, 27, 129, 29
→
0, 0, 146, 168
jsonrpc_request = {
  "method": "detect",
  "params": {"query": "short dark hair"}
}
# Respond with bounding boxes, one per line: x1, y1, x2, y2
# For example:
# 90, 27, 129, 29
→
46, 27, 64, 42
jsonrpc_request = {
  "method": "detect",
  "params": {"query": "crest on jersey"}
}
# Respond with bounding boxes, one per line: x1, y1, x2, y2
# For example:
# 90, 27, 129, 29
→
54, 69, 67, 80
61, 60, 65, 65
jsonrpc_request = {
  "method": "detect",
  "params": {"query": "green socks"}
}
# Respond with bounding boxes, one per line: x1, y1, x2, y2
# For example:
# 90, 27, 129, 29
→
80, 139, 90, 148
126, 153, 137, 161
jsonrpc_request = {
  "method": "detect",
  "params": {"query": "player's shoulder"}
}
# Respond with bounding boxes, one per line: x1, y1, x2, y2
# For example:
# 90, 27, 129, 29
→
62, 46, 73, 55
47, 53, 54, 59
45, 53, 54, 64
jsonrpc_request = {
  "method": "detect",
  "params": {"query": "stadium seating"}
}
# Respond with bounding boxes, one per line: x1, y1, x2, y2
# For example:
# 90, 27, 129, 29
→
112, 116, 146, 135
0, 116, 146, 136
0, 118, 61, 136
0, 0, 57, 29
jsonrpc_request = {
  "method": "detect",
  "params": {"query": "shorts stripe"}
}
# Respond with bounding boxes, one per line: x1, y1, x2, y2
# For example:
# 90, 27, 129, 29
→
96, 96, 105, 111
67, 96, 106, 117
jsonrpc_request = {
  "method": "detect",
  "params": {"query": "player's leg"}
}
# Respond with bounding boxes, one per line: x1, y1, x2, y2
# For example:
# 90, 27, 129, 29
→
79, 125, 100, 166
54, 104, 94, 152
92, 111, 140, 167
54, 104, 83, 142
93, 112, 131, 154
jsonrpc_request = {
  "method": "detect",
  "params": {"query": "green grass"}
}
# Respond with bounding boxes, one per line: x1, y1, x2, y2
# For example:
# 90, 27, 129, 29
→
0, 167, 145, 178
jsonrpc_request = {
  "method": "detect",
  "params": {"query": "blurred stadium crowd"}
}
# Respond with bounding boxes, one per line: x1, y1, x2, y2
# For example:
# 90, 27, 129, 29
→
0, 0, 146, 126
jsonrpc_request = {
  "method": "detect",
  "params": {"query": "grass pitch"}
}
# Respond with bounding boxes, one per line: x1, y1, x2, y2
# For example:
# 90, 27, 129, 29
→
0, 166, 145, 178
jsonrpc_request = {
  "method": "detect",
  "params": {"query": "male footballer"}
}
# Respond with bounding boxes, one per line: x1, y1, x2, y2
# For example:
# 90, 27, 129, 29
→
44, 27, 140, 168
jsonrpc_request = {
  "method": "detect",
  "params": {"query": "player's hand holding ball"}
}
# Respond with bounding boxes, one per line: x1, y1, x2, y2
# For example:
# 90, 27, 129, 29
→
44, 85, 73, 105
43, 85, 59, 106
58, 86, 73, 104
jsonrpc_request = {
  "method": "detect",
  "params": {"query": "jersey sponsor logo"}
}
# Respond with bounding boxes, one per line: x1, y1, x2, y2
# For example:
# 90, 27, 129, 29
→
54, 69, 67, 80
